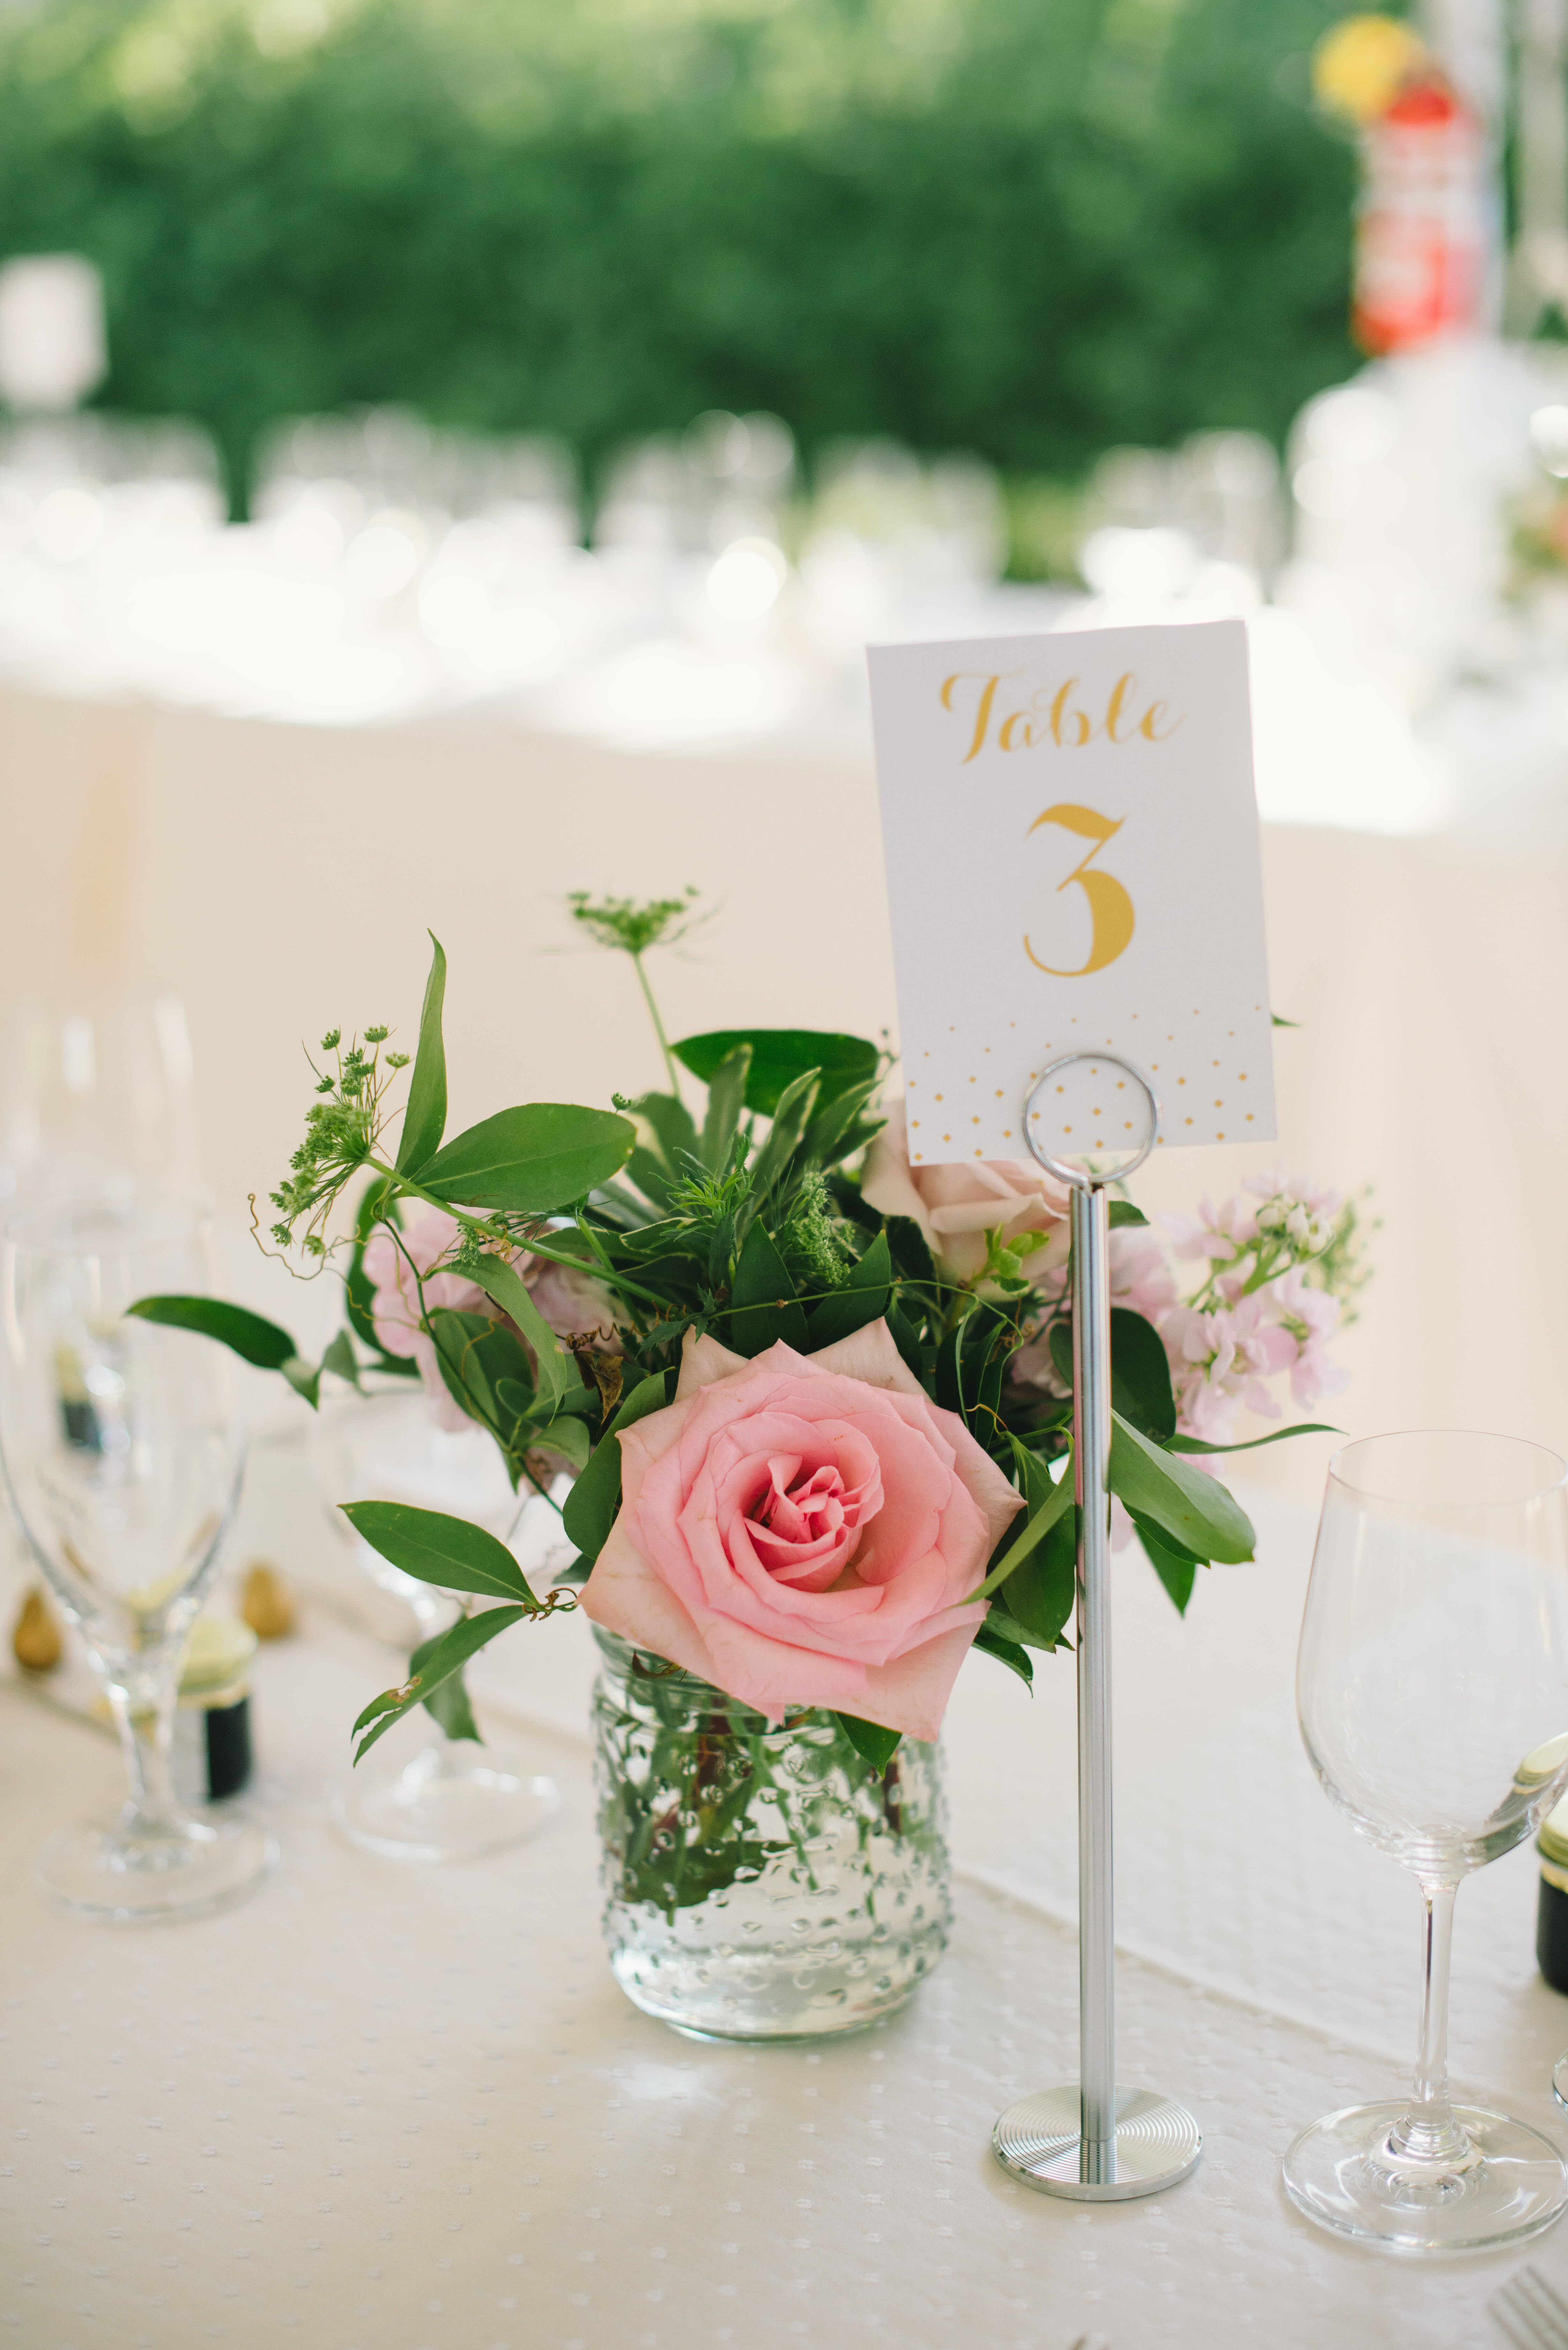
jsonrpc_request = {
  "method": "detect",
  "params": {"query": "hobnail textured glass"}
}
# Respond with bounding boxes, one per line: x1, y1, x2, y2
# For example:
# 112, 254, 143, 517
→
591, 1627, 950, 2040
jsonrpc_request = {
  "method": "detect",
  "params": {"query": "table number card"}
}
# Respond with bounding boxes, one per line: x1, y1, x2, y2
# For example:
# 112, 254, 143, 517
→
867, 617, 1276, 1165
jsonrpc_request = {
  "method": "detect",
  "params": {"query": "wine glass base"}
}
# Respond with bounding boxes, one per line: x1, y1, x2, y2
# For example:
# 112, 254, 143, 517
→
1553, 2051, 1568, 2109
333, 1741, 560, 1862
1283, 2100, 1568, 2251
38, 1810, 279, 1923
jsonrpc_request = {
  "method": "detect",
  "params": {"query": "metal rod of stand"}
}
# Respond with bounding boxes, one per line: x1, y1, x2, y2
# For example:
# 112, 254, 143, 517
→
1071, 1178, 1116, 2177
991, 1048, 1202, 2202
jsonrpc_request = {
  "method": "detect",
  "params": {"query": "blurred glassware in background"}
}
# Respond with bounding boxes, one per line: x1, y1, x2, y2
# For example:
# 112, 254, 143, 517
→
0, 1188, 275, 1920
1075, 430, 1281, 613
799, 439, 1006, 650
309, 1382, 562, 1863
594, 408, 794, 560
0, 996, 202, 1216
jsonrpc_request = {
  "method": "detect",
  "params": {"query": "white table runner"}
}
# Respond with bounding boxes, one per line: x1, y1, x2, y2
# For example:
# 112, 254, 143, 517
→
4, 1450, 1568, 2348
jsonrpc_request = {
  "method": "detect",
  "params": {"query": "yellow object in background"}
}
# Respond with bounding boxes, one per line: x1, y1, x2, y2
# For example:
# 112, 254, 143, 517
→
1313, 14, 1429, 123
11, 1586, 63, 1673
241, 1561, 296, 1640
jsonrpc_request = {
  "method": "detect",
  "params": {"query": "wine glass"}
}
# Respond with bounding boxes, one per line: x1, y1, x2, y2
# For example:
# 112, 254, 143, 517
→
0, 1187, 276, 1920
310, 1381, 562, 1861
1284, 1430, 1568, 2250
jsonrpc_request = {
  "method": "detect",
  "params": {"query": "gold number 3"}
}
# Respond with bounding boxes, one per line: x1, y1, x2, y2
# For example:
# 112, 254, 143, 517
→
1023, 803, 1136, 977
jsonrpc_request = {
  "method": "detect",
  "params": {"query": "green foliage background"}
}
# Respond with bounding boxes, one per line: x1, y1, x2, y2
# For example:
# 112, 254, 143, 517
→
0, 0, 1360, 508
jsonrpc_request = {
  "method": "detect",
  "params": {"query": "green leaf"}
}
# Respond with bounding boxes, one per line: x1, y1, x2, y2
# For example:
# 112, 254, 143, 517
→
729, 1219, 809, 1355
673, 1029, 879, 1117
397, 931, 448, 1172
501, 1395, 591, 1472
886, 1298, 927, 1383
834, 1712, 902, 1769
745, 1067, 822, 1204
561, 1370, 669, 1563
427, 1307, 533, 1440
352, 1604, 529, 1762
416, 1103, 635, 1212
805, 1230, 892, 1348
1271, 1012, 1300, 1028
417, 1647, 481, 1741
341, 1501, 538, 1603
320, 1329, 362, 1390
1130, 1509, 1201, 1616
966, 1444, 1074, 1601
627, 1146, 675, 1209
699, 1043, 752, 1173
1108, 1308, 1176, 1442
635, 1090, 700, 1172
127, 1294, 297, 1369
280, 1355, 323, 1409
1108, 1412, 1255, 1564
1167, 1422, 1341, 1455
1048, 1311, 1178, 1443
801, 1076, 883, 1172
129, 1295, 326, 1412
1107, 1200, 1148, 1228
998, 1501, 1077, 1648
882, 1213, 936, 1290
972, 1617, 1034, 1689
464, 1253, 580, 1410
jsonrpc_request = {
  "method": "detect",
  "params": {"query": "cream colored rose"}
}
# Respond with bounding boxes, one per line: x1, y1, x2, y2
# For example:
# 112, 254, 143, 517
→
861, 1102, 1073, 1283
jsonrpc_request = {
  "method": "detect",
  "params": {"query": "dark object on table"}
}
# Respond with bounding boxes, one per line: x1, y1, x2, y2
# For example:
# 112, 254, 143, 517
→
1537, 1800, 1568, 1995
172, 1617, 257, 1803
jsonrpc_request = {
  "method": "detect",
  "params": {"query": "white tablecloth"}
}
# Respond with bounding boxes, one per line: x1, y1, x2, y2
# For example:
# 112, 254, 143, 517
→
5, 1437, 1568, 2348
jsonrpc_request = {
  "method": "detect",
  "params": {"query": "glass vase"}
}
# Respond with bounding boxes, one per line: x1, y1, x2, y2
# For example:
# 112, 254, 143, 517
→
590, 1627, 950, 2041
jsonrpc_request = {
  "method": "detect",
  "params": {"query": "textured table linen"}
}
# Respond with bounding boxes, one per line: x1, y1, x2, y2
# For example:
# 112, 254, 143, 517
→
5, 1448, 1568, 2350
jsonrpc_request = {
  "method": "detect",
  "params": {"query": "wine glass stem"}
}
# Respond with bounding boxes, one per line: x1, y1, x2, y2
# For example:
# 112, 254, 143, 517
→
1391, 1878, 1470, 2165
107, 1664, 182, 1838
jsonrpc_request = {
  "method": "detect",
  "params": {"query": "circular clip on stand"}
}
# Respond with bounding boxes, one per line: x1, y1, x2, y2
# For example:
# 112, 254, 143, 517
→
991, 1050, 1203, 2201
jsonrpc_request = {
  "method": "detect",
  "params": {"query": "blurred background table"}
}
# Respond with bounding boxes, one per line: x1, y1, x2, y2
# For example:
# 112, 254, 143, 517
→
4, 1445, 1568, 2350
2, 676, 1564, 1497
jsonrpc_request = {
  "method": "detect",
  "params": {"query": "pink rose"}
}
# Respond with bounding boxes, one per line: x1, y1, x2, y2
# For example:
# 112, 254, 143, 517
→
862, 1102, 1072, 1283
579, 1321, 1022, 1740
364, 1209, 619, 1433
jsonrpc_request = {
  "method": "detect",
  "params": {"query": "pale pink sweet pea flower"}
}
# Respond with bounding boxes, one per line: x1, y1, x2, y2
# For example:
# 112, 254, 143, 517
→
363, 1209, 493, 1433
364, 1209, 619, 1433
862, 1101, 1072, 1285
579, 1320, 1023, 1741
1270, 1266, 1352, 1408
1011, 1226, 1179, 1397
1160, 1190, 1259, 1263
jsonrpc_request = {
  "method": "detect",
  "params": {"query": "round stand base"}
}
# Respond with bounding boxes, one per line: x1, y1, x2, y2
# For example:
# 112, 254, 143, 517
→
38, 1810, 278, 1923
992, 2085, 1202, 2200
334, 1741, 560, 1863
1282, 2100, 1568, 2251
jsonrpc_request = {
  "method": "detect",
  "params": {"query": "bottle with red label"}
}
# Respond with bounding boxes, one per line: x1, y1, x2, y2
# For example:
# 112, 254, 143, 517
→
1353, 69, 1488, 353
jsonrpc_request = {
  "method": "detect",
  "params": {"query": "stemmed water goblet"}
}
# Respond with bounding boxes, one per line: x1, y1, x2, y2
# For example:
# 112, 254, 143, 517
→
1284, 1429, 1568, 2250
310, 1380, 562, 1861
0, 1188, 276, 1919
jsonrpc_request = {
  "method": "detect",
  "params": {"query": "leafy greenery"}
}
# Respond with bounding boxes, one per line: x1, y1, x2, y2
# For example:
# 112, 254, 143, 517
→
133, 901, 1326, 1782
0, 0, 1360, 512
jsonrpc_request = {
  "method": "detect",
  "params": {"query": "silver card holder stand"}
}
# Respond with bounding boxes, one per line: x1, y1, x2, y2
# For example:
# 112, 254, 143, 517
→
991, 1050, 1202, 2201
